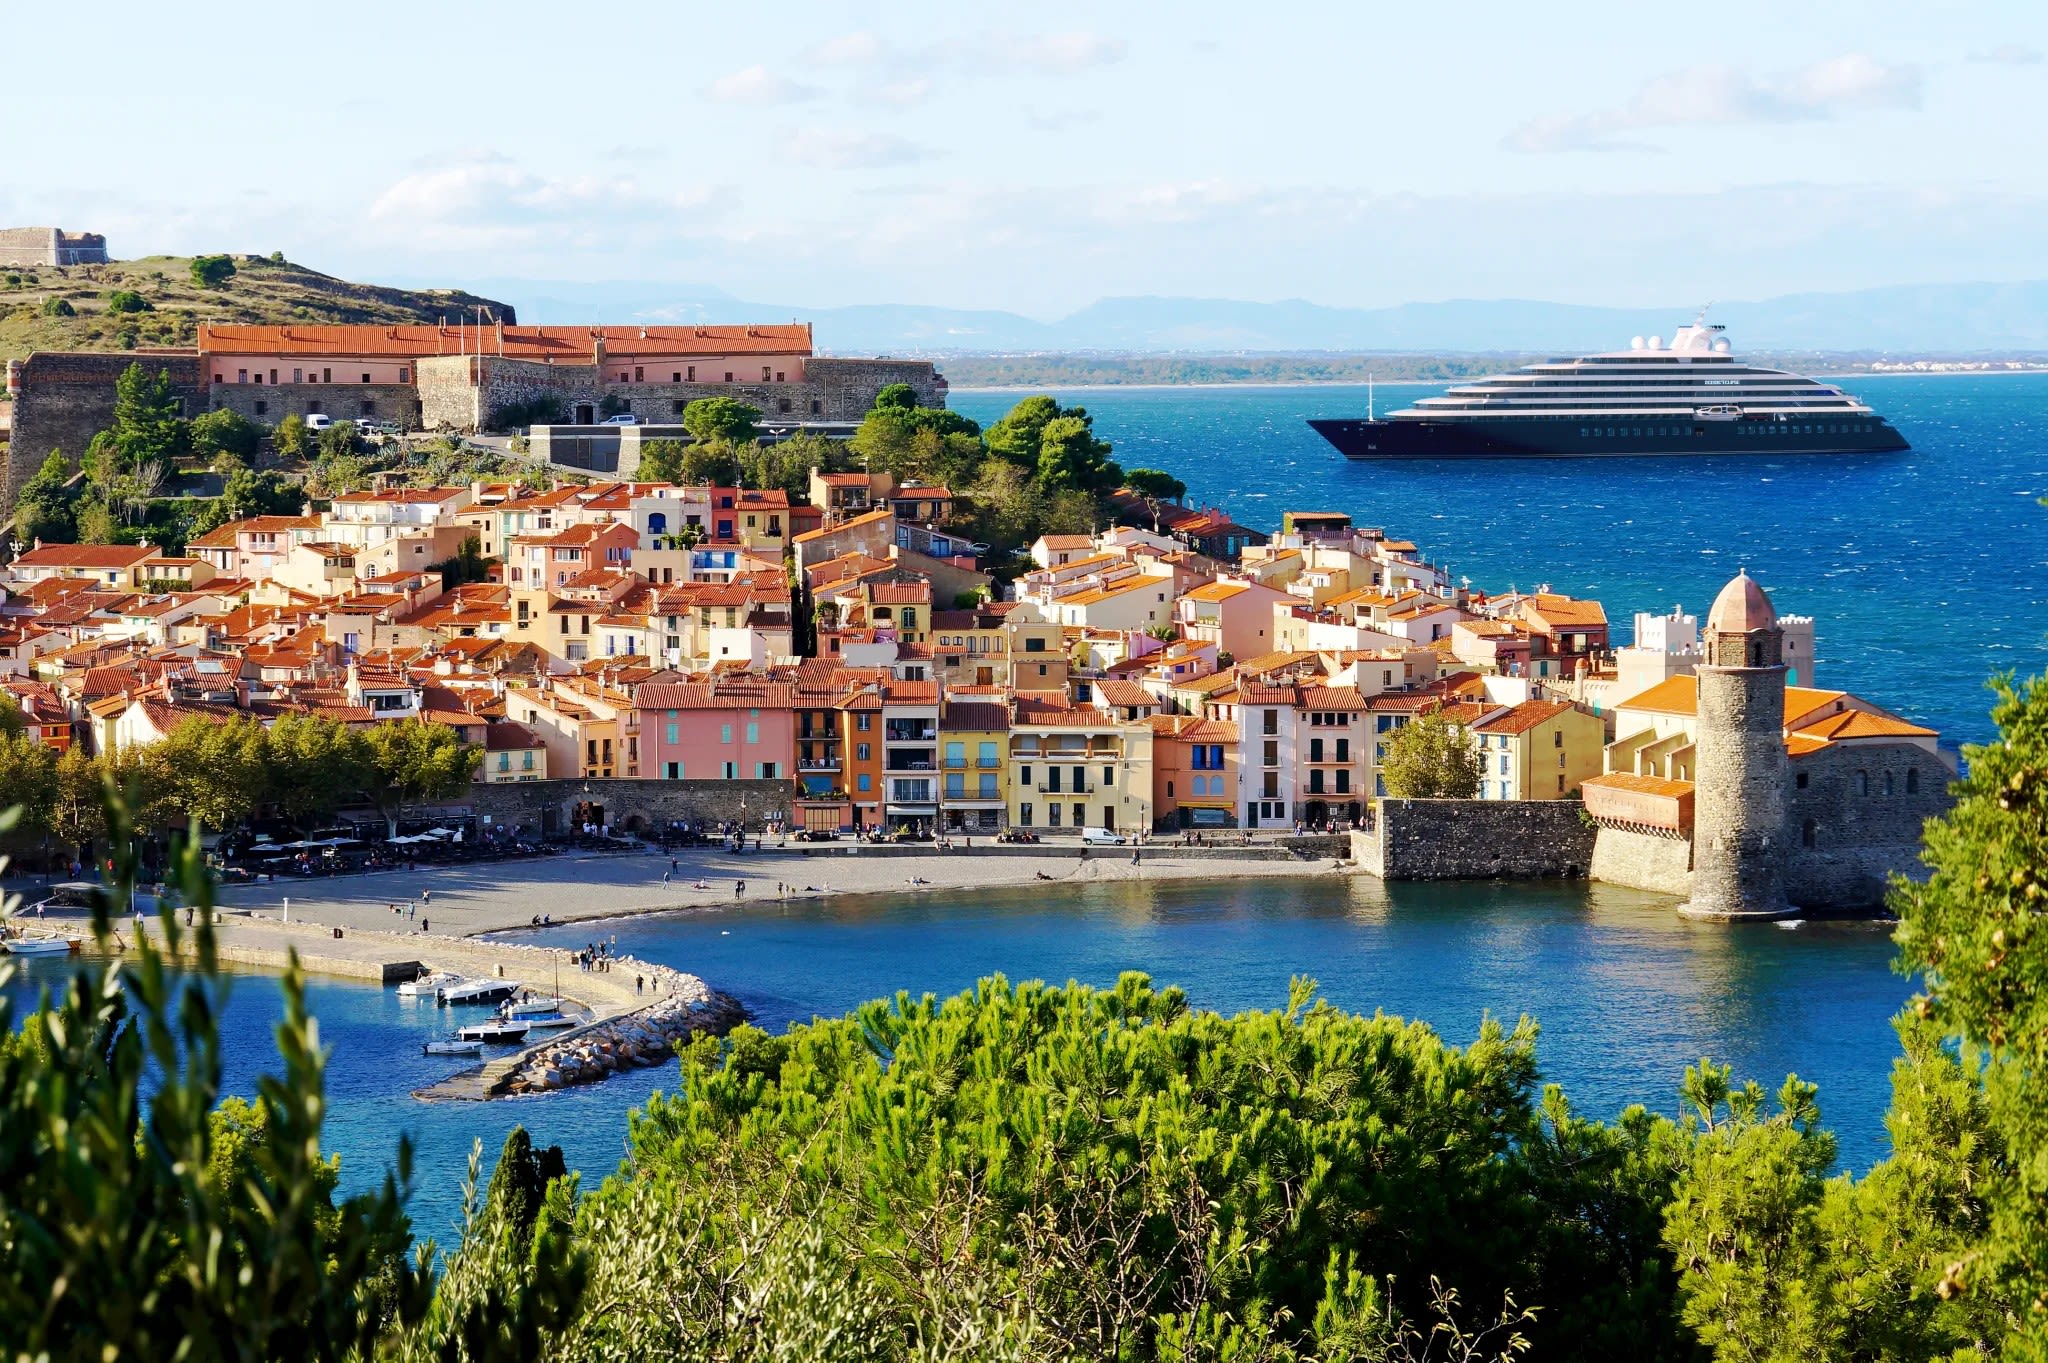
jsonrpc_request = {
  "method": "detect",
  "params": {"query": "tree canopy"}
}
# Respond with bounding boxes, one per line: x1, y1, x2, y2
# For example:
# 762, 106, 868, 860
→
680, 397, 762, 447
1378, 708, 1485, 800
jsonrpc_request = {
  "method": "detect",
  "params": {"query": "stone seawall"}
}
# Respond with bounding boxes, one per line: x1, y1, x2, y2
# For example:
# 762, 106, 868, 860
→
1589, 826, 1693, 897
1350, 799, 1595, 880
494, 957, 746, 1096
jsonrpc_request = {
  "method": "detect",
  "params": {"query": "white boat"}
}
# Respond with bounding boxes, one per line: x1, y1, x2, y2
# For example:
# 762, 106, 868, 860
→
519, 1013, 578, 1030
457, 1019, 530, 1043
437, 978, 521, 1007
2, 935, 80, 957
397, 970, 461, 998
423, 1038, 485, 1056
504, 995, 567, 1018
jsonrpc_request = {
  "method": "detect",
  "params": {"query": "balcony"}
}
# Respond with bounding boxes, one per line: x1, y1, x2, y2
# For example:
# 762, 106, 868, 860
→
943, 756, 967, 769
977, 755, 1001, 768
798, 758, 841, 771
885, 725, 938, 742
886, 758, 935, 772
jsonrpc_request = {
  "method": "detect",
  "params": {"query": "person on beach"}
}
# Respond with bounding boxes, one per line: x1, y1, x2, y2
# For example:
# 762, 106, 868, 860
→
421, 889, 432, 906
421, 918, 429, 933
636, 975, 643, 993
662, 869, 672, 885
735, 880, 746, 899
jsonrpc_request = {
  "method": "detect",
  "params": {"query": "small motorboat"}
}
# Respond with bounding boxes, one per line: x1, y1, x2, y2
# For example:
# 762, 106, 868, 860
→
398, 970, 462, 998
457, 1019, 531, 1044
2, 934, 82, 957
422, 1037, 485, 1056
503, 995, 567, 1018
518, 1012, 578, 1030
437, 978, 521, 1007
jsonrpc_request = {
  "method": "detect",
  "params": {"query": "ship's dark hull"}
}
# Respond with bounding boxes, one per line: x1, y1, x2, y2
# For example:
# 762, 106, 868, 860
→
1310, 416, 1910, 460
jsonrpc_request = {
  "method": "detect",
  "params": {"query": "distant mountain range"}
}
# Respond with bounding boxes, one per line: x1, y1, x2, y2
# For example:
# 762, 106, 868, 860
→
425, 278, 2048, 356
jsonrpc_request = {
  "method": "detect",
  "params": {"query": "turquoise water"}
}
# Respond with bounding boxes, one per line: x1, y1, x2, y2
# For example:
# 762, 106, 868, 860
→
7, 875, 1911, 1232
956, 374, 2048, 747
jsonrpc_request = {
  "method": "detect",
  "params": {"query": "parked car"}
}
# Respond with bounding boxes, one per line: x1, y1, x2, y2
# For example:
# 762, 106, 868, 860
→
304, 414, 333, 431
1081, 827, 1128, 847
599, 413, 642, 426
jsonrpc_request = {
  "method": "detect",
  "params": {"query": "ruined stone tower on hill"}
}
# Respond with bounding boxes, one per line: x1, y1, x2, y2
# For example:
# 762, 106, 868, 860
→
1685, 569, 1794, 920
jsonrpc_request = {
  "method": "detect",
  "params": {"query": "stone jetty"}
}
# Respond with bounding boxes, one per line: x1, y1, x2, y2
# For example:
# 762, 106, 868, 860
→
497, 960, 745, 1095
410, 951, 746, 1101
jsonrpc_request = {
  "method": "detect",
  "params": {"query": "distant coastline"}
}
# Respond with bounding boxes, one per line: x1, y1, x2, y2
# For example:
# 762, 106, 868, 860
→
928, 352, 2048, 391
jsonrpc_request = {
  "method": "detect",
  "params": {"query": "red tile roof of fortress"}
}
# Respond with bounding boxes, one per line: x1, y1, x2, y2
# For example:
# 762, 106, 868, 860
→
195, 323, 813, 359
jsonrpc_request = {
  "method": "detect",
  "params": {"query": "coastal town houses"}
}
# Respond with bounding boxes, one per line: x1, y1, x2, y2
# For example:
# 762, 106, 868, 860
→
0, 459, 1950, 880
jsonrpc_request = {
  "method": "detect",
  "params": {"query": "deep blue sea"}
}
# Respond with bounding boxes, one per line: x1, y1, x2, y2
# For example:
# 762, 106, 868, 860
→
8, 373, 2042, 1235
958, 374, 2048, 747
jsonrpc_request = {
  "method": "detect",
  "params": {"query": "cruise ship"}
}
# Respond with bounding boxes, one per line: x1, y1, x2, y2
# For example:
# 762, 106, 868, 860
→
1309, 316, 1908, 460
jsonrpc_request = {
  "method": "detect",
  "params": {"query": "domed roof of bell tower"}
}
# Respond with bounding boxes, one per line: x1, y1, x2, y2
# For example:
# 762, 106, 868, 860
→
1706, 569, 1777, 635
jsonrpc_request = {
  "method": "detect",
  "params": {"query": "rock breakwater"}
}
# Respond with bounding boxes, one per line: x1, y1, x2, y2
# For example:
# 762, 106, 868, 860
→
496, 959, 746, 1096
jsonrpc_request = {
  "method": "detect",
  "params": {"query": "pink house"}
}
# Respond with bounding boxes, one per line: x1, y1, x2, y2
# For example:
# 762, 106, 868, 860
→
1175, 577, 1292, 661
636, 675, 795, 784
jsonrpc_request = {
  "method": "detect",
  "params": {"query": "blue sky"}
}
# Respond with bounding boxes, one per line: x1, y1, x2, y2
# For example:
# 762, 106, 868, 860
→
3, 1, 2044, 315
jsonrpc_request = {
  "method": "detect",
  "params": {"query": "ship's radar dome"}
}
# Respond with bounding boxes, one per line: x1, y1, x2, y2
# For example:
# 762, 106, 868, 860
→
1631, 336, 1645, 350
1706, 569, 1777, 635
1648, 335, 1664, 350
1712, 338, 1732, 353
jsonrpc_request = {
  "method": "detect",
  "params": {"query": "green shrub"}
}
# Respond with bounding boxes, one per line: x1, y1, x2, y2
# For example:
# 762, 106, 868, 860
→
105, 289, 149, 314
40, 296, 75, 318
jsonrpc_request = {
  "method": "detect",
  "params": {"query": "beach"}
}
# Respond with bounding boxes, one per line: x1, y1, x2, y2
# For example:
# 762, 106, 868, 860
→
204, 841, 1345, 940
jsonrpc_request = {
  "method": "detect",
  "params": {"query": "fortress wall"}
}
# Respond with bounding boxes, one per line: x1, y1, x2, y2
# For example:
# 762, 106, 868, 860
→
207, 381, 420, 427
7, 353, 202, 511
472, 776, 792, 836
1351, 798, 1595, 881
1589, 826, 1693, 897
1785, 743, 1955, 910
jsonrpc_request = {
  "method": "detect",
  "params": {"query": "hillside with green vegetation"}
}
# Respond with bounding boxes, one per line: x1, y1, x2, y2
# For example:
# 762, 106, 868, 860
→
0, 252, 512, 362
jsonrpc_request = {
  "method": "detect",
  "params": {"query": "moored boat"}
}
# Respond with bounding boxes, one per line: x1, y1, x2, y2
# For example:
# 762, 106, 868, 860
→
437, 978, 521, 1007
457, 1019, 531, 1043
423, 1037, 485, 1056
2, 934, 81, 957
504, 995, 567, 1018
398, 969, 462, 998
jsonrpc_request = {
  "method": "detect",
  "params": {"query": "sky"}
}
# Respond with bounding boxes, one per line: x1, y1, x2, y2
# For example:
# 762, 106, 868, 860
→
3, 0, 2045, 317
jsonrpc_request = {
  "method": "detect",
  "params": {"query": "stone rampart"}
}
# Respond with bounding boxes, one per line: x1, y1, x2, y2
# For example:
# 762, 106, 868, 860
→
473, 777, 792, 837
6, 352, 202, 510
206, 381, 420, 428
1350, 799, 1595, 881
1589, 826, 1693, 897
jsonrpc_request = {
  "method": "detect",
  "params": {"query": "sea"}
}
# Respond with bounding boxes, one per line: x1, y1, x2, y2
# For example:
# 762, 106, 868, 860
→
7, 372, 2045, 1233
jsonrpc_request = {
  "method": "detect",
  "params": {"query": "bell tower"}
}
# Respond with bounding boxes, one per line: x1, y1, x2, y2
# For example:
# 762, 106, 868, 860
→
1686, 569, 1794, 920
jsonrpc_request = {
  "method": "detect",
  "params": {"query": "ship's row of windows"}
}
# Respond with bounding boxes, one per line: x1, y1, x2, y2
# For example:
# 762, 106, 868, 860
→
1579, 423, 1880, 437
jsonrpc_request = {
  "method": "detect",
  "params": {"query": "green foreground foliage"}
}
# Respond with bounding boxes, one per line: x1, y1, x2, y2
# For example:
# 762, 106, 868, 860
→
1378, 708, 1484, 800
8, 676, 2048, 1359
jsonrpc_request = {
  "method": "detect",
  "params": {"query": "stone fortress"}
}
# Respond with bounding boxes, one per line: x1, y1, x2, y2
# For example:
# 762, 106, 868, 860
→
3, 321, 944, 511
1582, 570, 1956, 916
0, 227, 109, 269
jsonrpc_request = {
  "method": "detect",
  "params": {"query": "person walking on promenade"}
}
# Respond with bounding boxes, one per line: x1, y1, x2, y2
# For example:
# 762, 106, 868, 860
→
662, 868, 672, 886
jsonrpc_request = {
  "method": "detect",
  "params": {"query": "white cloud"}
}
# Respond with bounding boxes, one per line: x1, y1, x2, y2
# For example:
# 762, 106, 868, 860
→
708, 64, 819, 105
1505, 54, 1923, 152
363, 155, 729, 255
809, 30, 884, 65
996, 30, 1128, 73
1969, 43, 2042, 65
779, 127, 930, 169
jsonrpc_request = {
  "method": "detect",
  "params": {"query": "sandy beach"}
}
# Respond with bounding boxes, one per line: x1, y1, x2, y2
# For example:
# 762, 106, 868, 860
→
204, 841, 1346, 939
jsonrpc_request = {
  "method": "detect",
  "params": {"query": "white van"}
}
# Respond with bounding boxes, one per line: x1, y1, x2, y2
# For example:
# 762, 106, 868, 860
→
304, 414, 333, 431
1081, 827, 1127, 847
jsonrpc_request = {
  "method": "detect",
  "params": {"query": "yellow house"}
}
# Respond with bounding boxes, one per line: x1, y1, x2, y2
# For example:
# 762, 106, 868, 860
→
1471, 698, 1606, 800
938, 699, 1010, 834
1007, 697, 1154, 835
480, 720, 549, 782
